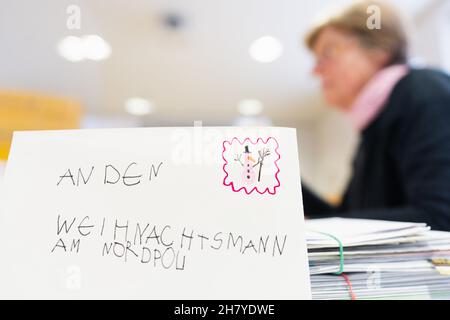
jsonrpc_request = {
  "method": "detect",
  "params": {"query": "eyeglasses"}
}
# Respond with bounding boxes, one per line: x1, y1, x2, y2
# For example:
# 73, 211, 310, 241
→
314, 38, 356, 67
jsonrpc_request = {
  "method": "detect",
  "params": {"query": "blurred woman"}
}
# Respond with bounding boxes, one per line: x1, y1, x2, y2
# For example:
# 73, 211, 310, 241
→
302, 0, 450, 230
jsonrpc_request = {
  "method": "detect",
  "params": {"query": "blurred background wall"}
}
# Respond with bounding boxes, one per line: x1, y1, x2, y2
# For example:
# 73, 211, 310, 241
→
0, 0, 449, 200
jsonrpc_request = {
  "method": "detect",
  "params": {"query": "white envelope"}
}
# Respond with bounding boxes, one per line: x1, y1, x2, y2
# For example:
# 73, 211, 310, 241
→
0, 126, 311, 299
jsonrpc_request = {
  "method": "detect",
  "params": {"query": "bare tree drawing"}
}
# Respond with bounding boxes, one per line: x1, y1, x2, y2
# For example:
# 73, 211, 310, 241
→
234, 154, 243, 166
254, 148, 270, 182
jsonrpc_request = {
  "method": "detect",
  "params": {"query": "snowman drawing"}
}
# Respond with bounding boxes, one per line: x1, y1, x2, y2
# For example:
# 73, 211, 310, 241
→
234, 145, 271, 184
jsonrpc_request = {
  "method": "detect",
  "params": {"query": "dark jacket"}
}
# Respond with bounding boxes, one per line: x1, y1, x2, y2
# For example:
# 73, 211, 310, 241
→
302, 68, 450, 231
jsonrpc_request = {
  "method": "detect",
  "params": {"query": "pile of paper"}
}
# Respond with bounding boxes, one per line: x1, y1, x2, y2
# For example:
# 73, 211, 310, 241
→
305, 218, 450, 300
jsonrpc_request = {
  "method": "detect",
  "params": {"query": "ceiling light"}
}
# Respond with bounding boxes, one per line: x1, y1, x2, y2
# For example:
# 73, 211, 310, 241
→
125, 98, 155, 116
57, 35, 111, 62
82, 35, 111, 61
249, 36, 283, 63
57, 36, 85, 62
237, 99, 264, 116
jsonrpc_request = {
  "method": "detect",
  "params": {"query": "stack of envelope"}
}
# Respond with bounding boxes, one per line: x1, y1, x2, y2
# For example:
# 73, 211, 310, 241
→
305, 218, 450, 300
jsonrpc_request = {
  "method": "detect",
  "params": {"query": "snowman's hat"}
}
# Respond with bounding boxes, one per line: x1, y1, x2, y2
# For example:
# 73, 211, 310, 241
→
244, 145, 251, 153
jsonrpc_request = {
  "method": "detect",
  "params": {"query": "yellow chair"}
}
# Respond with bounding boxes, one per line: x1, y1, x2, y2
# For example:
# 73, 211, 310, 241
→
0, 90, 82, 160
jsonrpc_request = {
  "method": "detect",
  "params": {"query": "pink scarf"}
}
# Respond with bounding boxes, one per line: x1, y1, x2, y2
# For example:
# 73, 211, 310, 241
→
347, 64, 409, 131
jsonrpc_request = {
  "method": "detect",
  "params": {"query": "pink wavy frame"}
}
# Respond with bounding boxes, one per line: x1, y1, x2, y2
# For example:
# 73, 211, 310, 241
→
222, 137, 281, 195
